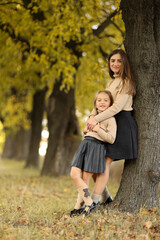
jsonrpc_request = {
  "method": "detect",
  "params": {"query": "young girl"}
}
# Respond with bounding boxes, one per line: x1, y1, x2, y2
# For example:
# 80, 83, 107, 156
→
70, 90, 117, 217
87, 49, 138, 203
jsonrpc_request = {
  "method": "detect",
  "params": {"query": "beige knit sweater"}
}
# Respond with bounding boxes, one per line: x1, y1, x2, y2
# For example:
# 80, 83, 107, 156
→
85, 116, 117, 144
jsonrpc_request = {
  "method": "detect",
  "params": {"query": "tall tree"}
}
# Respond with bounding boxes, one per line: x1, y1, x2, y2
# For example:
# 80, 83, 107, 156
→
25, 88, 47, 167
41, 1, 124, 175
41, 79, 81, 175
114, 0, 160, 211
0, 0, 48, 164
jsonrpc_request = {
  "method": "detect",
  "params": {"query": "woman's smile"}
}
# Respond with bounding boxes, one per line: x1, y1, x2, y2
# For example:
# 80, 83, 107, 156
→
109, 53, 123, 74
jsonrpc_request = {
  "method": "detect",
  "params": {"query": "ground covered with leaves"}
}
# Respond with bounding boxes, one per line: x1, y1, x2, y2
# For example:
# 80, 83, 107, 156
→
0, 160, 159, 240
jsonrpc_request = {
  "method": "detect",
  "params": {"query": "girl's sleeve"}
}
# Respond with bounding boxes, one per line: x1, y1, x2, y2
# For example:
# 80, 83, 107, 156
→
90, 108, 97, 116
94, 92, 130, 122
97, 118, 117, 144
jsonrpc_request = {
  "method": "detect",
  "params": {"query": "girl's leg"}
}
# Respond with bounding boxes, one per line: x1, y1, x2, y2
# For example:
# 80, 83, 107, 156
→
70, 167, 84, 212
82, 171, 100, 215
70, 167, 93, 207
93, 157, 114, 196
70, 167, 98, 216
70, 169, 93, 211
70, 166, 84, 188
82, 171, 93, 187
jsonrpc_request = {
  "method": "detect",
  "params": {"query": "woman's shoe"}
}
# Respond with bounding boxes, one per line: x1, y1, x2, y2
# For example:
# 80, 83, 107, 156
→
104, 196, 113, 205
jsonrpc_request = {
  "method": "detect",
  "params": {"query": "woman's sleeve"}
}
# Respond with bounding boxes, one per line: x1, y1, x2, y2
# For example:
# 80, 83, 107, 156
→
97, 118, 117, 144
90, 108, 97, 116
95, 92, 130, 122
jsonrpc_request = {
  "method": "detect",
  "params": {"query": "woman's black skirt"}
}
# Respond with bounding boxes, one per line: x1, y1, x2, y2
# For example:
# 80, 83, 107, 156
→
71, 136, 106, 173
106, 110, 138, 161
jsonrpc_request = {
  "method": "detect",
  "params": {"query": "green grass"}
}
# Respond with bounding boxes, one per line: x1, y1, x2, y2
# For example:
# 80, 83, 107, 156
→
0, 159, 160, 240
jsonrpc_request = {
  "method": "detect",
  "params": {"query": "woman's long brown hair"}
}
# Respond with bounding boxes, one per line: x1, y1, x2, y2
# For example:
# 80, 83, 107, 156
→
108, 49, 136, 96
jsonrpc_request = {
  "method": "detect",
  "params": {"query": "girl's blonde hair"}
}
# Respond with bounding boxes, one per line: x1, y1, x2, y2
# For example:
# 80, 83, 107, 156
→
94, 90, 114, 110
108, 49, 136, 96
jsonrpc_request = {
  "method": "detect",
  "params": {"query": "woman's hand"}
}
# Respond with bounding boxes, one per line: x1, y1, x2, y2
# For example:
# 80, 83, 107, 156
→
83, 127, 89, 134
87, 115, 98, 131
92, 123, 99, 132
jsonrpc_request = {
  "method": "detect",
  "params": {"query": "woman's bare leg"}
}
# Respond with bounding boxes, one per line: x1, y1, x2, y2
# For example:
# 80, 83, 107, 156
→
92, 173, 111, 202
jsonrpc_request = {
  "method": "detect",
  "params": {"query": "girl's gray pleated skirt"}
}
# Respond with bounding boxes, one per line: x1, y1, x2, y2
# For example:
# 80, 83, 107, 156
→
71, 136, 106, 173
106, 110, 138, 161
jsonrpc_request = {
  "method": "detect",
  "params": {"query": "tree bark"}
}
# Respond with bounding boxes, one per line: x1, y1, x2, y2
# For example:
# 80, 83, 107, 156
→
114, 0, 160, 212
13, 128, 31, 160
41, 80, 81, 176
25, 88, 47, 168
53, 109, 81, 175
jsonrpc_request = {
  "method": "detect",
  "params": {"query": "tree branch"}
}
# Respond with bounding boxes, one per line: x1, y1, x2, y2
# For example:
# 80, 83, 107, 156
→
99, 45, 109, 59
0, 1, 45, 21
110, 20, 125, 37
0, 1, 24, 7
0, 23, 30, 50
93, 9, 118, 36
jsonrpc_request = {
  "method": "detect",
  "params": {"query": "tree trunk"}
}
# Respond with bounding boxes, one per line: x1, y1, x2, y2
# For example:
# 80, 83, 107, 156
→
41, 80, 81, 176
53, 110, 81, 175
25, 88, 47, 168
2, 128, 31, 160
2, 134, 16, 159
13, 128, 31, 160
114, 0, 160, 212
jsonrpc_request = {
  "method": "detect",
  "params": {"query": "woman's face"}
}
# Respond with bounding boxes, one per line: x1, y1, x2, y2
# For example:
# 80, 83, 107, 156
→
109, 53, 123, 74
96, 92, 111, 112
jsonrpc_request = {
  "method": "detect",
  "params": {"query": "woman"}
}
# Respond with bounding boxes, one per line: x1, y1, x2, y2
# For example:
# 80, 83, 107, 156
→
87, 49, 138, 203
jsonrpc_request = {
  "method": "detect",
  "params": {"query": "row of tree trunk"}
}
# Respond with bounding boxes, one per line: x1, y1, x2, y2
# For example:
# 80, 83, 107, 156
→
2, 80, 81, 176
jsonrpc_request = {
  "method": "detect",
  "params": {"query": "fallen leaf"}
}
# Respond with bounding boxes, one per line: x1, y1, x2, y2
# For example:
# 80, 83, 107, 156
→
17, 206, 22, 211
144, 221, 152, 229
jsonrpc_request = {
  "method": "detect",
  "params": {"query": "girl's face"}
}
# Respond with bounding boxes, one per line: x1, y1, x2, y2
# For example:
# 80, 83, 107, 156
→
109, 53, 123, 74
96, 92, 111, 112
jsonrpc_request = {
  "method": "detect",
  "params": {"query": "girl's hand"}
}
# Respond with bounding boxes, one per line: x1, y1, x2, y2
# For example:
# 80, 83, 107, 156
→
87, 116, 98, 131
92, 123, 99, 132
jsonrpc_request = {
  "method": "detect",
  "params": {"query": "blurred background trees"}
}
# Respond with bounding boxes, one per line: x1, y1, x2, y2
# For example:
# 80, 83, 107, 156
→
0, 0, 124, 174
